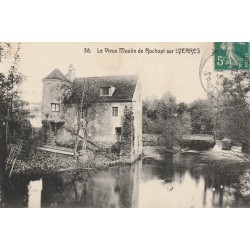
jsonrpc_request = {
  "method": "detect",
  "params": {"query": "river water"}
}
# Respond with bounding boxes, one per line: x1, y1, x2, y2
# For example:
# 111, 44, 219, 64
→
1, 146, 250, 208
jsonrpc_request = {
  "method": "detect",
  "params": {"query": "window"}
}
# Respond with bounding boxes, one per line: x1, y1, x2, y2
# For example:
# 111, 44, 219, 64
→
51, 103, 60, 112
101, 87, 110, 96
115, 127, 121, 134
112, 107, 118, 116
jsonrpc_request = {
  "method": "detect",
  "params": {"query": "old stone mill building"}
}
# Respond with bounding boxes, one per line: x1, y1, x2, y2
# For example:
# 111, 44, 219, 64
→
41, 65, 142, 162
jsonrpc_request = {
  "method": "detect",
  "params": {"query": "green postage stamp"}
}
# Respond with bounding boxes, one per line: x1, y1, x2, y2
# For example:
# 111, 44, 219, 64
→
214, 42, 249, 70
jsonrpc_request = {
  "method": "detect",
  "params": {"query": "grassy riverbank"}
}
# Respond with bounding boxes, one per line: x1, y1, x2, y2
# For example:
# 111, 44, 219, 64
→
12, 147, 118, 176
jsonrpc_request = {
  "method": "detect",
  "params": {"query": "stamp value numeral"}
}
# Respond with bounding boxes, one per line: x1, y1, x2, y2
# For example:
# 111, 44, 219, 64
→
217, 56, 226, 66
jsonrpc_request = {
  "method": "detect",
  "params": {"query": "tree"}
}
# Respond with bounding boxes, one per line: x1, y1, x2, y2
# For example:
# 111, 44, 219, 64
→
214, 72, 250, 152
188, 99, 214, 135
0, 43, 27, 145
161, 91, 176, 105
143, 93, 178, 134
0, 43, 11, 63
0, 43, 32, 173
159, 112, 192, 149
142, 91, 192, 149
62, 79, 97, 158
2, 45, 33, 199
177, 102, 188, 115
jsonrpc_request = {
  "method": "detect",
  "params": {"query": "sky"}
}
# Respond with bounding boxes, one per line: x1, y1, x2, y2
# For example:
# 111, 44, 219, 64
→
2, 42, 212, 104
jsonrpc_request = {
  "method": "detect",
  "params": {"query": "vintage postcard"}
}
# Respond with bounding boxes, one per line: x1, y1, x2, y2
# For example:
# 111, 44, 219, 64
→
1, 42, 250, 208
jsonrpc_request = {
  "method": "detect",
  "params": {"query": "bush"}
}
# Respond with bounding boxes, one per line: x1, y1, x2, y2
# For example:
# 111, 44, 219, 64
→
111, 142, 121, 156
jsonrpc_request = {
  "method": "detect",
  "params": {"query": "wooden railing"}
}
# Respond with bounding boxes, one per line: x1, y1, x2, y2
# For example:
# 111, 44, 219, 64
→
6, 144, 22, 177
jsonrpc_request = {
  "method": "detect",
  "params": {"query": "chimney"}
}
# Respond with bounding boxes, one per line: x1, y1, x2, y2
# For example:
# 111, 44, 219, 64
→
65, 64, 76, 83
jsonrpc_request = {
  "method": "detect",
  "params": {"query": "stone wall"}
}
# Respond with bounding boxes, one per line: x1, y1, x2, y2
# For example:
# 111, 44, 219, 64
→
41, 79, 69, 122
132, 80, 142, 160
42, 96, 133, 151
91, 102, 132, 148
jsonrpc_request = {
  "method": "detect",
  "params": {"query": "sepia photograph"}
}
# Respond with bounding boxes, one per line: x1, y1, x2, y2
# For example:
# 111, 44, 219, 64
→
2, 2, 250, 250
1, 42, 250, 208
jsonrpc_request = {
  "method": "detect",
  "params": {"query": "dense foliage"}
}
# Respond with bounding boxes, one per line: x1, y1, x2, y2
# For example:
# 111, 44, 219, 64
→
213, 72, 250, 151
0, 43, 32, 159
143, 92, 191, 149
188, 99, 214, 135
143, 72, 250, 152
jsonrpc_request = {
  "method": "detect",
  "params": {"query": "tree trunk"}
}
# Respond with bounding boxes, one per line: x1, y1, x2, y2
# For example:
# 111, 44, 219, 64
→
0, 124, 7, 176
83, 109, 88, 150
5, 105, 9, 147
74, 135, 80, 159
74, 106, 81, 159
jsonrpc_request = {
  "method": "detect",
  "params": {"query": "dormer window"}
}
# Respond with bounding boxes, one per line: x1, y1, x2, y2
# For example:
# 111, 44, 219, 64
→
100, 87, 110, 96
100, 86, 115, 96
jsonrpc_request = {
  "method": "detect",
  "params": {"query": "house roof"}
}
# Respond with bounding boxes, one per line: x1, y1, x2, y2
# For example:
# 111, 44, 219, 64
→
43, 68, 138, 103
43, 68, 69, 82
72, 75, 138, 103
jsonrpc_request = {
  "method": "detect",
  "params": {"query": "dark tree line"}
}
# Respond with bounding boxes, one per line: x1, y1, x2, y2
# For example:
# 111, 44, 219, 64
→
210, 72, 250, 152
143, 71, 250, 153
0, 43, 32, 170
143, 91, 214, 149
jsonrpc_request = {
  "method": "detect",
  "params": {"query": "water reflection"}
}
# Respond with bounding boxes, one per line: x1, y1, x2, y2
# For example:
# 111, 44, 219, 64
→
1, 150, 250, 208
28, 180, 42, 208
41, 163, 140, 208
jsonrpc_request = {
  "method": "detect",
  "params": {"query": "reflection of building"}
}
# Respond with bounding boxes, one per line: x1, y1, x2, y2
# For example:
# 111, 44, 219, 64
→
41, 66, 142, 162
41, 161, 141, 208
28, 179, 43, 208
